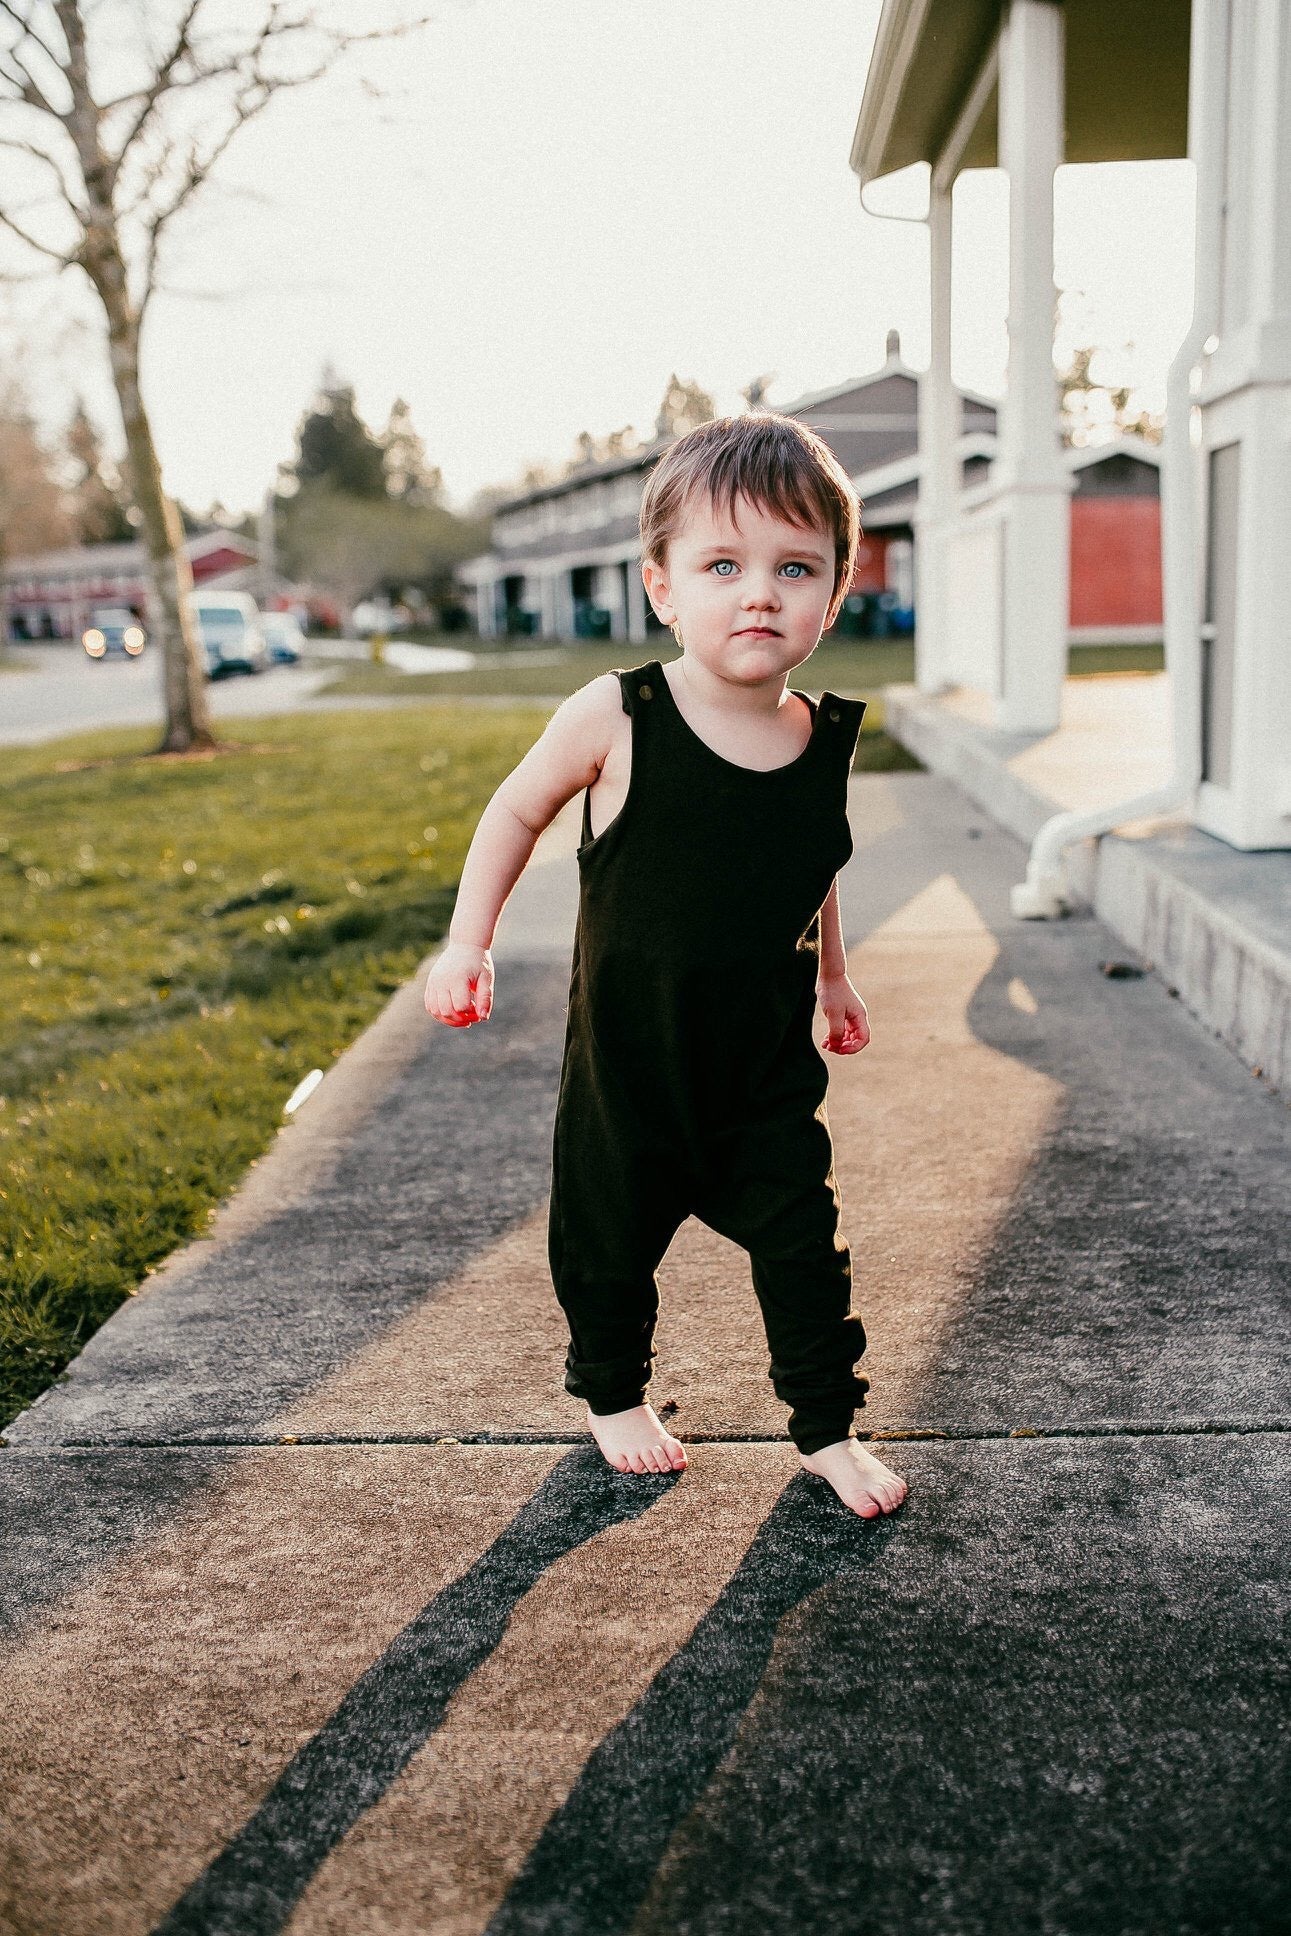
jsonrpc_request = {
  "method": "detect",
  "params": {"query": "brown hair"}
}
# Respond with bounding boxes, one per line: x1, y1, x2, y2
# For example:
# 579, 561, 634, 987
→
638, 410, 862, 621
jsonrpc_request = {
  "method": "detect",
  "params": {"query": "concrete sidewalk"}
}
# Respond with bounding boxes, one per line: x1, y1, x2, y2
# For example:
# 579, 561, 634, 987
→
1, 768, 1287, 1936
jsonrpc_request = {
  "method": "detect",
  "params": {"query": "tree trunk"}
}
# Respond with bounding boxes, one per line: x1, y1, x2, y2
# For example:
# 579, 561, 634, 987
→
61, 3, 215, 754
82, 247, 215, 754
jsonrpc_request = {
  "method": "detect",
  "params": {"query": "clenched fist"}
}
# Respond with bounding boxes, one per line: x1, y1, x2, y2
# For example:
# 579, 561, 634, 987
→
425, 942, 494, 1028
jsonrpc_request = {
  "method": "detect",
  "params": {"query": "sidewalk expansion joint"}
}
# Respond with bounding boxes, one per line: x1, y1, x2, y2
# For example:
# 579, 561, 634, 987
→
3, 1418, 1288, 1451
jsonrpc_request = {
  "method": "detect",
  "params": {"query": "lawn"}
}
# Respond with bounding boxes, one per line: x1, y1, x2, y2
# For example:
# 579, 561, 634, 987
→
317, 635, 1165, 704
0, 703, 548, 1430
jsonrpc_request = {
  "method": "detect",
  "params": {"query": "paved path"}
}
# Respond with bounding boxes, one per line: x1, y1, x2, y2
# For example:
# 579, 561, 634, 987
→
1, 771, 1287, 1935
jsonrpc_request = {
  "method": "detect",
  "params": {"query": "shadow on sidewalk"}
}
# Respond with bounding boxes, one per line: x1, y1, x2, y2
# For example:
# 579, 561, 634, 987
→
151, 1448, 683, 1935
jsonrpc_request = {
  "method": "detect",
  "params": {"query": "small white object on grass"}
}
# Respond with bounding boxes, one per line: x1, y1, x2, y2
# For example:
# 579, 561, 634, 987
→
283, 1068, 324, 1117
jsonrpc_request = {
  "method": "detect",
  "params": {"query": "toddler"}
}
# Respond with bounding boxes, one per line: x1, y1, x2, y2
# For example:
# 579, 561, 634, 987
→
425, 412, 907, 1519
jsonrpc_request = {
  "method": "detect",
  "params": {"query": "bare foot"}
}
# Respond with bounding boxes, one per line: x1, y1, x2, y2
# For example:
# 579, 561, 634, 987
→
587, 1402, 688, 1475
800, 1438, 907, 1518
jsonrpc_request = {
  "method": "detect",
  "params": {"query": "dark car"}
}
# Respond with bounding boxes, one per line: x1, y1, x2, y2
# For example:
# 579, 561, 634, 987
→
82, 606, 147, 660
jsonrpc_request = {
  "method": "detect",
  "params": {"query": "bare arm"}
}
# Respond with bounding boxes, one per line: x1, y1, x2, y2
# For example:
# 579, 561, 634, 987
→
425, 674, 622, 1024
817, 875, 847, 980
816, 874, 870, 1054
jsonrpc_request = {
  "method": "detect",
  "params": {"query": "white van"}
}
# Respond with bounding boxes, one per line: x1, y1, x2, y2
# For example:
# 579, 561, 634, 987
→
187, 590, 269, 677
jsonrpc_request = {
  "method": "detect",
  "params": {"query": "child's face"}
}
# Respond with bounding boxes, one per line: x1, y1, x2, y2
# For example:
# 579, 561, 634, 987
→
642, 489, 839, 684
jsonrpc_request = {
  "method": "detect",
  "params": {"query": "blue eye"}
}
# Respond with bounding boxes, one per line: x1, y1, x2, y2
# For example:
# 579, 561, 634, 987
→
706, 559, 815, 578
710, 559, 737, 576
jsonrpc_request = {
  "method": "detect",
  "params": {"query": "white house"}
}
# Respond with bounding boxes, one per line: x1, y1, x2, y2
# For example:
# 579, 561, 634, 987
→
851, 0, 1290, 856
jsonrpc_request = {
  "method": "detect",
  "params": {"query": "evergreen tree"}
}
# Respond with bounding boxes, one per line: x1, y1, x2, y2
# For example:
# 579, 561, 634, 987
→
64, 400, 134, 544
0, 379, 74, 560
381, 397, 443, 505
291, 371, 388, 498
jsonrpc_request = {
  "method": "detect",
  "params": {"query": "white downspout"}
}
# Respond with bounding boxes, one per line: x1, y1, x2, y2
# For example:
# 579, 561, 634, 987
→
1009, 0, 1225, 918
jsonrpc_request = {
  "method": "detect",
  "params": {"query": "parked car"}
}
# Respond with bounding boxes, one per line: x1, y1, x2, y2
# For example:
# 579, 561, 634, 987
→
260, 610, 306, 664
82, 606, 147, 660
187, 590, 268, 676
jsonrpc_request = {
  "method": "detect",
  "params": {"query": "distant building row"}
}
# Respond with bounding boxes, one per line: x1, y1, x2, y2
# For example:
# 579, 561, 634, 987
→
2, 332, 1164, 649
1, 530, 344, 642
458, 332, 1164, 648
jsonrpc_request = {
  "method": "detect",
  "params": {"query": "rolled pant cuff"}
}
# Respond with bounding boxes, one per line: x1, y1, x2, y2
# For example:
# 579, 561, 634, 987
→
565, 1374, 651, 1416
786, 1372, 870, 1456
792, 1421, 859, 1457
584, 1392, 651, 1417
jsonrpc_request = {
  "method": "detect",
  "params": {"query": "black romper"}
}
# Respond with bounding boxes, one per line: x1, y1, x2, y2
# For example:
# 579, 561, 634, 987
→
548, 658, 871, 1456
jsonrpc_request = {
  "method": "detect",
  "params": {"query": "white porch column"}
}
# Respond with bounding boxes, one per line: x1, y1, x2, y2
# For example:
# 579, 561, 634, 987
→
1191, 0, 1291, 849
993, 0, 1071, 730
626, 555, 648, 644
537, 573, 558, 639
599, 561, 628, 641
474, 576, 497, 638
914, 176, 957, 691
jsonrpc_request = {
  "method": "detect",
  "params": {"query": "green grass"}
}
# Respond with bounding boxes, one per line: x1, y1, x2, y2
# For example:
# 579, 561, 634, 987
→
0, 703, 549, 1430
319, 637, 919, 702
318, 634, 1166, 703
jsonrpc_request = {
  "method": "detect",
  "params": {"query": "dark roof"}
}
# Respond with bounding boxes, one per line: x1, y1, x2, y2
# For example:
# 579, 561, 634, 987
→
489, 355, 998, 516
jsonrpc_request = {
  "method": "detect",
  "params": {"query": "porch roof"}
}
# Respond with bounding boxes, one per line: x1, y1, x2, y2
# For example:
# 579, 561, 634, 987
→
850, 0, 1192, 186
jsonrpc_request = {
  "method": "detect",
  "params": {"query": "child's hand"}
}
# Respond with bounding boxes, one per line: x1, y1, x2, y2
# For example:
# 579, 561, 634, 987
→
425, 942, 493, 1028
817, 972, 870, 1054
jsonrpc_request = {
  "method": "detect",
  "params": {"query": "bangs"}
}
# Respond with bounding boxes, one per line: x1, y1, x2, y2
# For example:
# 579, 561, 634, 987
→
639, 412, 861, 606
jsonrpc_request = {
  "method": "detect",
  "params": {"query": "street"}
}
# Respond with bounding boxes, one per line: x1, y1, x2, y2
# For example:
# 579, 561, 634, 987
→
0, 642, 338, 747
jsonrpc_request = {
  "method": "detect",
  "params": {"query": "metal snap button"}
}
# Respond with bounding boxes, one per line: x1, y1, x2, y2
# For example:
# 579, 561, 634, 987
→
639, 683, 653, 699
828, 705, 841, 722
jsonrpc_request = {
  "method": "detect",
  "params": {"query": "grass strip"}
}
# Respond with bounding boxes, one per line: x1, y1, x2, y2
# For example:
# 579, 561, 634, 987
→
0, 703, 546, 1428
314, 636, 1164, 702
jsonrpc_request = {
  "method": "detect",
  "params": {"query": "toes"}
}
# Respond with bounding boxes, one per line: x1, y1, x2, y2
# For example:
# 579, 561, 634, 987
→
627, 1450, 649, 1475
613, 1453, 631, 1473
642, 1447, 665, 1474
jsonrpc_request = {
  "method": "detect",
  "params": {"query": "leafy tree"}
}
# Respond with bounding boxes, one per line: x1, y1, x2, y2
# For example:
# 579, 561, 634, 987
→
276, 484, 488, 624
654, 373, 715, 440
1058, 342, 1163, 448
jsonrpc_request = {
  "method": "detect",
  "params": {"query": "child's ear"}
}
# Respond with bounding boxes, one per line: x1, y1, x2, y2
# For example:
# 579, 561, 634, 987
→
641, 555, 673, 624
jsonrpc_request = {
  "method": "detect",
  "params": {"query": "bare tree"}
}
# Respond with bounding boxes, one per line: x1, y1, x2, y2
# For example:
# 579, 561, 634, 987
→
0, 1, 433, 751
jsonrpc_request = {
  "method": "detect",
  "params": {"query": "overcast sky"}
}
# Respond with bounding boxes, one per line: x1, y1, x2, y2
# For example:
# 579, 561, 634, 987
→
1, 0, 1197, 520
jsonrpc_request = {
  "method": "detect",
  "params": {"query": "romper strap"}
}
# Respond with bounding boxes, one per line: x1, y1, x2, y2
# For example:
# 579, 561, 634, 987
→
580, 663, 661, 845
618, 660, 664, 717
817, 690, 868, 769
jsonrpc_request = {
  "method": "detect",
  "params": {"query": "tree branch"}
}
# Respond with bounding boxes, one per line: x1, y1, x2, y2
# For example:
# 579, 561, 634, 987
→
0, 129, 84, 213
0, 8, 66, 118
100, 0, 204, 184
0, 1, 66, 75
101, 3, 436, 182
0, 198, 76, 261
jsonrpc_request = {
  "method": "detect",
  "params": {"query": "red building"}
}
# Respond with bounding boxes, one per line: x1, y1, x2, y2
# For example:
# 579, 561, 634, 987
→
2, 528, 260, 642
